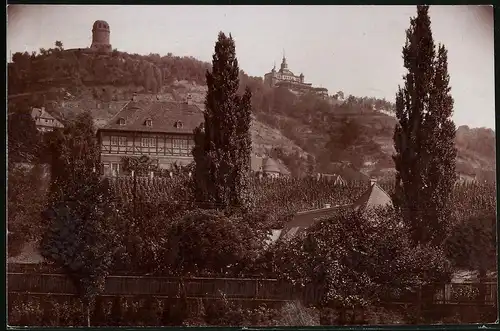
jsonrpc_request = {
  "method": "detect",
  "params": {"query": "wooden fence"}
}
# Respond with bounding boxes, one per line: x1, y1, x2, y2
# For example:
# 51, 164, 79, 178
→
7, 272, 498, 307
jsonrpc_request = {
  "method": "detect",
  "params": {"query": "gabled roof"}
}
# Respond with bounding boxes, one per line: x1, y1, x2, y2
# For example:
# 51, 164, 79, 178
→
31, 108, 58, 121
100, 101, 204, 134
31, 108, 64, 128
352, 182, 393, 211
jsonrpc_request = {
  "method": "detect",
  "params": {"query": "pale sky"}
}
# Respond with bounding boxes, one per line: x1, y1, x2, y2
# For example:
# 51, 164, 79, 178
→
7, 5, 495, 129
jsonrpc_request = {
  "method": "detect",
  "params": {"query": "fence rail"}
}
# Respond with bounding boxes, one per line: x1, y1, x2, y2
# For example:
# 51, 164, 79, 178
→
7, 272, 497, 306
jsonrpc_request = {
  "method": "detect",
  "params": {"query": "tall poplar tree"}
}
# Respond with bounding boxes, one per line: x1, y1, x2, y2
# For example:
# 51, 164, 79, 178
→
393, 5, 457, 246
193, 32, 253, 211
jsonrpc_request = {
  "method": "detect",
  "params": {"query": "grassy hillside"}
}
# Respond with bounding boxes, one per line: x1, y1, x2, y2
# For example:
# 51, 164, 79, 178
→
8, 46, 495, 181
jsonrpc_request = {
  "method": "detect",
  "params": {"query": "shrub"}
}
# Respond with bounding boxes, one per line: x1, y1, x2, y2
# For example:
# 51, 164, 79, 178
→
164, 209, 267, 277
269, 208, 452, 312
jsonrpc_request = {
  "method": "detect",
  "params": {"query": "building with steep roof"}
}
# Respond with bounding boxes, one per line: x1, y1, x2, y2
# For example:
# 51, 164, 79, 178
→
31, 107, 64, 132
251, 155, 290, 178
262, 157, 282, 178
264, 55, 328, 97
97, 100, 203, 176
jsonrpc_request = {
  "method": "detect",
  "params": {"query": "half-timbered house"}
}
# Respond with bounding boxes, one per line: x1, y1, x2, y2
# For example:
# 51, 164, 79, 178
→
97, 100, 203, 176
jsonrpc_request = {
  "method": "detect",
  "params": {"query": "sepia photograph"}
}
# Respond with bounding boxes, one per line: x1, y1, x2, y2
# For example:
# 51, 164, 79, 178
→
6, 4, 497, 327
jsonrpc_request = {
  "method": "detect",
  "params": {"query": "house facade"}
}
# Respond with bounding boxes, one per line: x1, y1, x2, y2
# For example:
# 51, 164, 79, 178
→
97, 100, 203, 177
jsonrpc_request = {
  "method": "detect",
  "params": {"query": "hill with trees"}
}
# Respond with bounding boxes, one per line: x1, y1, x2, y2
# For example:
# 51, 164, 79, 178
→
7, 41, 495, 180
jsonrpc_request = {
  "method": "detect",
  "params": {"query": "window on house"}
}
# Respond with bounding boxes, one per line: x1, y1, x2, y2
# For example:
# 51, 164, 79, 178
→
172, 137, 191, 156
145, 119, 153, 127
118, 118, 125, 126
118, 136, 127, 146
111, 136, 119, 146
172, 138, 182, 149
141, 137, 156, 147
174, 121, 183, 129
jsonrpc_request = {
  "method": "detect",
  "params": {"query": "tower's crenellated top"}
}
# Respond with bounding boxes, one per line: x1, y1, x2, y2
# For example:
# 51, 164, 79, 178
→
93, 20, 110, 31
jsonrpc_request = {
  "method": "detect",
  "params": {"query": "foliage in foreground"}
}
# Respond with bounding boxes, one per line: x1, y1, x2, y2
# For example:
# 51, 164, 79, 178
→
41, 113, 125, 317
9, 292, 496, 327
163, 209, 269, 277
268, 208, 453, 308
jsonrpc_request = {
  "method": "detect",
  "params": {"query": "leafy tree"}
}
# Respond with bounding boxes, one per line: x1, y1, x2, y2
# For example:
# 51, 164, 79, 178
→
55, 41, 64, 51
269, 208, 452, 324
445, 212, 497, 278
42, 112, 124, 325
193, 32, 253, 211
7, 163, 49, 257
393, 5, 457, 246
8, 101, 41, 165
164, 209, 267, 277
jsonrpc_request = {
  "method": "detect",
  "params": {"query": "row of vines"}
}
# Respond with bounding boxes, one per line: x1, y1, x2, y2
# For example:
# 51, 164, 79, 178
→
109, 176, 496, 225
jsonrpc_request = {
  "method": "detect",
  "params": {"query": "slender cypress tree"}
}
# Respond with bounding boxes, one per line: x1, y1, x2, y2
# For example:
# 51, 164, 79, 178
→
393, 5, 457, 246
193, 32, 253, 211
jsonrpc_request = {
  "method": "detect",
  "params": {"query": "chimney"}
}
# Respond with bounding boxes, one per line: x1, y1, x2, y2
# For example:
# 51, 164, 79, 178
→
324, 203, 331, 209
186, 93, 192, 105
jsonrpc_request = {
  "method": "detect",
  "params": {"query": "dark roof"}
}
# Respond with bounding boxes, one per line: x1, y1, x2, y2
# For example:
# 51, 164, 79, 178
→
100, 101, 204, 134
280, 204, 352, 240
280, 181, 391, 241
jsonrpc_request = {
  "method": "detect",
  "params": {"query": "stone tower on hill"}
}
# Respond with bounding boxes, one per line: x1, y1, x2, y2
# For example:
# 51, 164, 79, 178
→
90, 20, 112, 52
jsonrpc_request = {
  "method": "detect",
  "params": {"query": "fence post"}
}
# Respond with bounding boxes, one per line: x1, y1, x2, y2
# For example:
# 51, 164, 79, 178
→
416, 286, 422, 322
